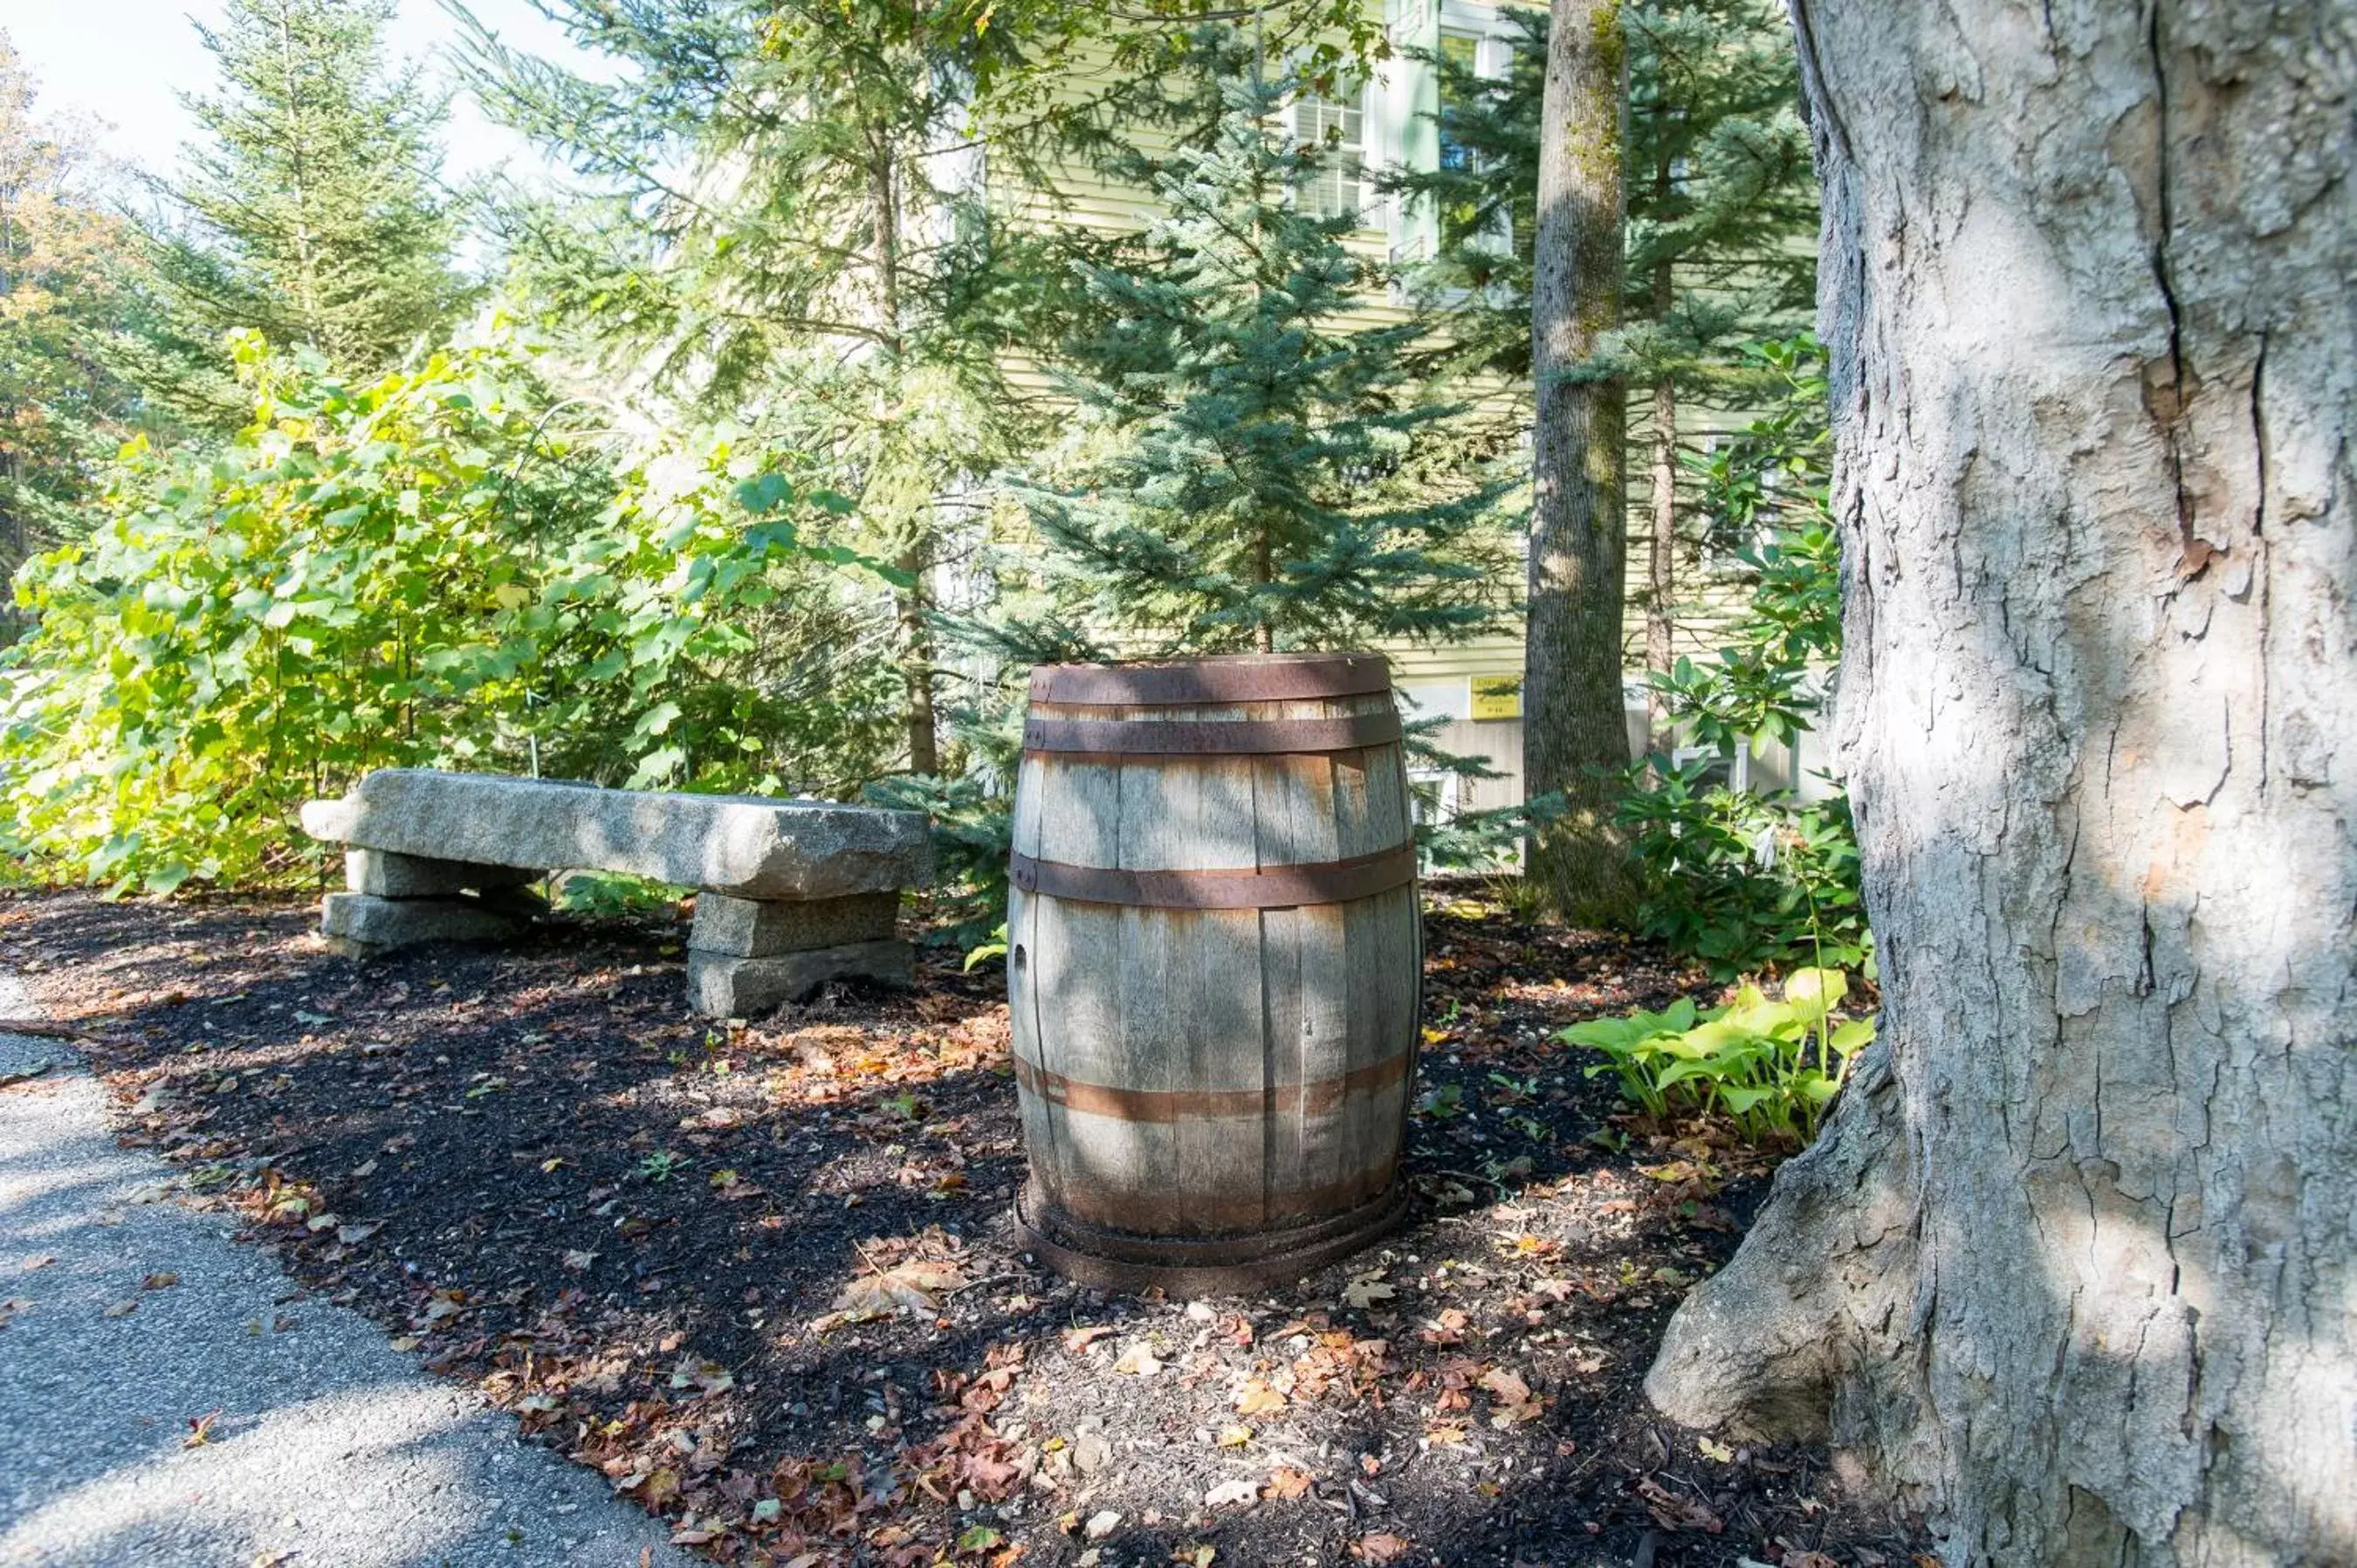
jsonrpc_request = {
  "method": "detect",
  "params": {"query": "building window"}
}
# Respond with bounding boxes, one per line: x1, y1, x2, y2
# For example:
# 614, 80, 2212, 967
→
1431, 27, 1514, 257
1437, 31, 1481, 174
1292, 88, 1366, 221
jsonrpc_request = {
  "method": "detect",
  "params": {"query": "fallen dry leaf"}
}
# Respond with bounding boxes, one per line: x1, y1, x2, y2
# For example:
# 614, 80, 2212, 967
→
1265, 1466, 1314, 1500
1062, 1325, 1116, 1353
1111, 1343, 1164, 1377
141, 1271, 180, 1290
1637, 1476, 1724, 1533
670, 1353, 737, 1396
102, 1299, 138, 1318
1233, 1379, 1287, 1416
1353, 1532, 1413, 1563
1479, 1365, 1544, 1426
835, 1258, 967, 1313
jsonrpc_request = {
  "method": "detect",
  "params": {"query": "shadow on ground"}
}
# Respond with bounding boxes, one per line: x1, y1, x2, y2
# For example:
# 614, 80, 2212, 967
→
3, 889, 1926, 1567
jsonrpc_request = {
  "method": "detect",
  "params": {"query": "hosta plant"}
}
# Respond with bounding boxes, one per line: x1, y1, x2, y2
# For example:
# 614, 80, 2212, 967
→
1558, 967, 1875, 1145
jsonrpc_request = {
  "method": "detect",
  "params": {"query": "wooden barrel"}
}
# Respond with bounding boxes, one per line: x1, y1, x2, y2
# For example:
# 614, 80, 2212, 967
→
1006, 652, 1421, 1295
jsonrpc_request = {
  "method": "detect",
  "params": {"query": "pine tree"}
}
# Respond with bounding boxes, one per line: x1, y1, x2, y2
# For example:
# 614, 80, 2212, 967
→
1388, 1, 1816, 739
471, 0, 1111, 775
0, 31, 156, 585
1378, 12, 1549, 383
155, 0, 461, 381
471, 2, 1380, 775
882, 33, 1516, 938
1000, 34, 1510, 661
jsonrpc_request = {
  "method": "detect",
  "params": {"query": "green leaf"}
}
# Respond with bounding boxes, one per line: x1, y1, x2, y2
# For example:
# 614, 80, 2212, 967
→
1829, 1017, 1877, 1056
1783, 966, 1849, 1016
733, 472, 794, 513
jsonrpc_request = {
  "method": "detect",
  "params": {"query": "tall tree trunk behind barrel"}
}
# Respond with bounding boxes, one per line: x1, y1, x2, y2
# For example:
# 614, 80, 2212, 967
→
1524, 0, 1634, 921
1643, 258, 1676, 750
1644, 3, 2357, 1562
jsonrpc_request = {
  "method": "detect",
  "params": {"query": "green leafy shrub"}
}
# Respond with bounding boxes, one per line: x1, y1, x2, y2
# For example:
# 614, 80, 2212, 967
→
553, 871, 687, 918
959, 923, 1010, 972
1618, 334, 1867, 975
862, 684, 1027, 952
0, 334, 902, 892
1618, 756, 1867, 979
1645, 516, 1841, 760
1560, 967, 1875, 1145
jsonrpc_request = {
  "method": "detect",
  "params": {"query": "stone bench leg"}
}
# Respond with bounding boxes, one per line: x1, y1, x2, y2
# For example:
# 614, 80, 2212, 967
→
684, 891, 912, 1016
345, 849, 540, 898
321, 851, 546, 955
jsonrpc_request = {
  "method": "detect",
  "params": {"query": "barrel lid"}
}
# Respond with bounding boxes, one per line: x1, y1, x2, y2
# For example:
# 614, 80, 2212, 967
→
1028, 653, 1392, 706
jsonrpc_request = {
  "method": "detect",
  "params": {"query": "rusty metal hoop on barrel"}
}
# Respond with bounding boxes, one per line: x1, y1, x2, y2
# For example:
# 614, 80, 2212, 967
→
1006, 653, 1423, 1296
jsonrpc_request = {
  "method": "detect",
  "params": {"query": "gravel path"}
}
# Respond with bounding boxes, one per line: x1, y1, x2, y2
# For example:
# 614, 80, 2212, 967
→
0, 976, 693, 1568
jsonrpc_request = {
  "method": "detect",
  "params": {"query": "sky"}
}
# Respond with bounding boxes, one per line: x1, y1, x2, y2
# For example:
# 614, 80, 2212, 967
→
4, 0, 593, 189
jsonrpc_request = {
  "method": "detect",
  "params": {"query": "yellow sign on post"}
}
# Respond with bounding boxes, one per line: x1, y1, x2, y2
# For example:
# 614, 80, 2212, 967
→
1469, 676, 1522, 720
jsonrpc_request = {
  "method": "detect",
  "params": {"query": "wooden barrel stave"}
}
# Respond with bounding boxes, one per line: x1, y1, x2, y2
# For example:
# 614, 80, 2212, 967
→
1008, 665, 1419, 1285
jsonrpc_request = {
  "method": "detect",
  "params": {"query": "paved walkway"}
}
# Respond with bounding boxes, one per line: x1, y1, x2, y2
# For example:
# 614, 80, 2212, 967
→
0, 976, 693, 1568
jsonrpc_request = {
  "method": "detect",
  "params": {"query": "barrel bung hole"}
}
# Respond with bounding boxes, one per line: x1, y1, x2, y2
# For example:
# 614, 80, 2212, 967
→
1012, 944, 1027, 970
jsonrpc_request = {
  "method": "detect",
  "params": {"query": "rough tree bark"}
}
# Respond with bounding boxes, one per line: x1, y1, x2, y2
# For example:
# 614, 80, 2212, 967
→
1645, 3, 2355, 1564
1526, 0, 1635, 920
1644, 256, 1677, 750
897, 539, 939, 778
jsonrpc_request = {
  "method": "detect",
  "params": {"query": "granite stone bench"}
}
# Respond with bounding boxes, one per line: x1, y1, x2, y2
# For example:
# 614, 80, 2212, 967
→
299, 769, 933, 1017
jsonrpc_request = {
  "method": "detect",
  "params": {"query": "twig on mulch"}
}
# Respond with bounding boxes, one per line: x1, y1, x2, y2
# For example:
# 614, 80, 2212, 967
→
0, 1018, 127, 1047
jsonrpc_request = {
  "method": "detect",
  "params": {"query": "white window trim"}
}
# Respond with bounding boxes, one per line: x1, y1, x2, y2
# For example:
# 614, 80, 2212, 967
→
1288, 86, 1371, 224
1392, 0, 1527, 275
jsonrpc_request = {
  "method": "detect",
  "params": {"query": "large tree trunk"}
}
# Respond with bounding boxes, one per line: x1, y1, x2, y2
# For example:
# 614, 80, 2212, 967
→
1644, 3, 2356, 1563
1525, 0, 1633, 921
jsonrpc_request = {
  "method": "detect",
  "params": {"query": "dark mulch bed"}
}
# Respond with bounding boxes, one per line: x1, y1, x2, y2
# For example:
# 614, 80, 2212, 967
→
3, 886, 1928, 1568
